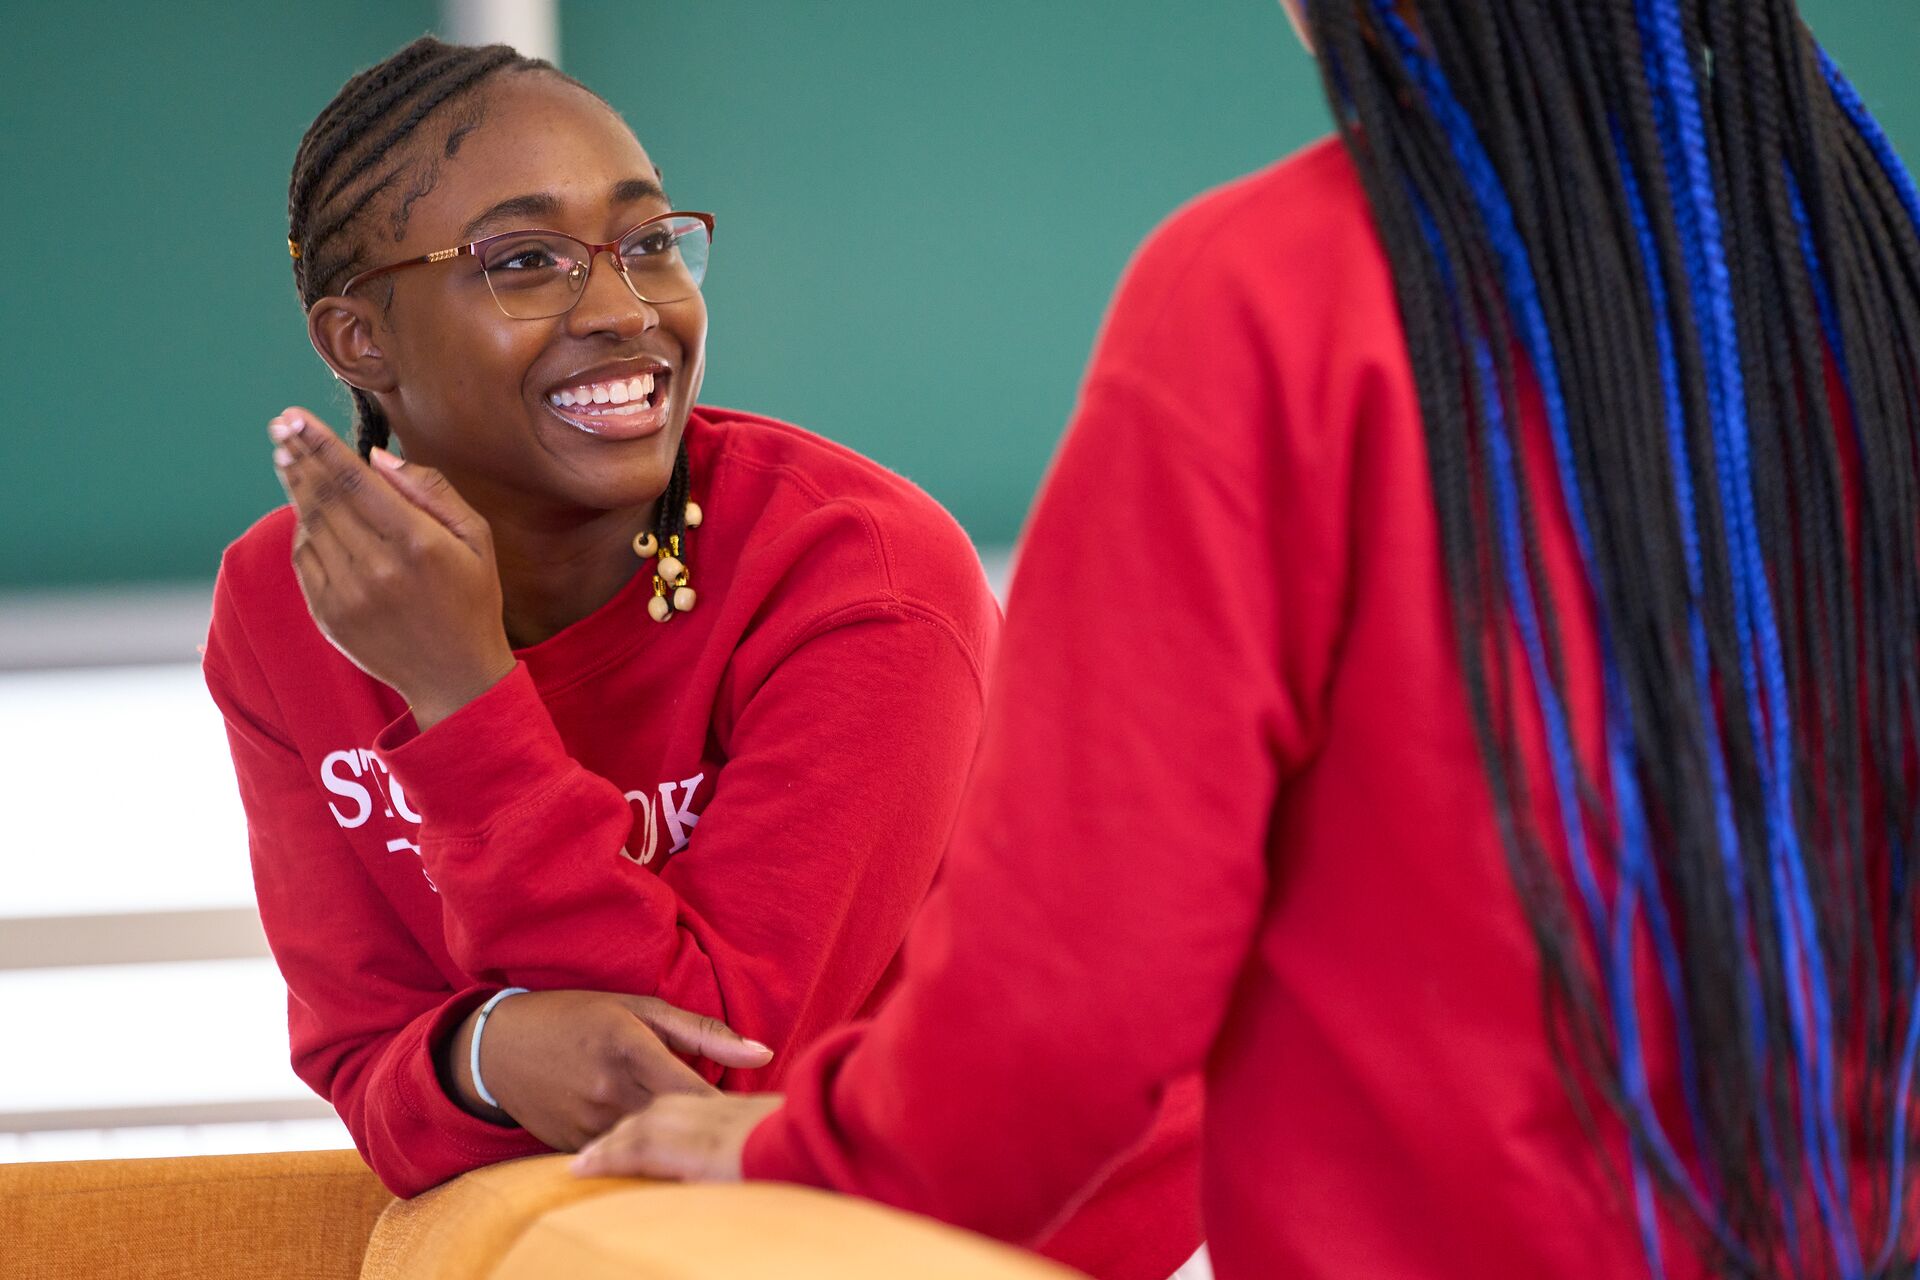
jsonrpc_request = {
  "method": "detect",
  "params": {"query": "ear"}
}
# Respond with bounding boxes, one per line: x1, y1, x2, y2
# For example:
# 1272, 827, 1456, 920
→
306, 295, 399, 394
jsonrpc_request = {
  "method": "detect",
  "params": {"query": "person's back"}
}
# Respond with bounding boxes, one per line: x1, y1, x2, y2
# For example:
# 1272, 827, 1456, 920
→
576, 5, 1920, 1277
1097, 136, 1655, 1274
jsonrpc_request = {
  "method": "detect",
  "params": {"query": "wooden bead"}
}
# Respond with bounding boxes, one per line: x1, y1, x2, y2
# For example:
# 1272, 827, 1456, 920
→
684, 501, 704, 529
657, 555, 685, 583
632, 531, 659, 559
672, 586, 698, 613
647, 594, 674, 622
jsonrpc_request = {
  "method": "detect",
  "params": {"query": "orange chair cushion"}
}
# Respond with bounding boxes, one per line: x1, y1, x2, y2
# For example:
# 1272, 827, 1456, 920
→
0, 1148, 391, 1280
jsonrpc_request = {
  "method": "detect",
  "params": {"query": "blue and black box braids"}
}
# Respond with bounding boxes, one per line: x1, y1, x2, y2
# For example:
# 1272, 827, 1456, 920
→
1307, 1, 1920, 1275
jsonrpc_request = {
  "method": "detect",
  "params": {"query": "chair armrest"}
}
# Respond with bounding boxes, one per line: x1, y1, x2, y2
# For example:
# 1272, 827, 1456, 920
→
362, 1153, 1080, 1279
494, 1179, 1087, 1279
0, 1148, 392, 1280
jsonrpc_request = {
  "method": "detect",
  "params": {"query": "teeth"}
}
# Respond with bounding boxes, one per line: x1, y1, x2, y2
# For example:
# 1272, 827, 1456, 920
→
547, 371, 665, 412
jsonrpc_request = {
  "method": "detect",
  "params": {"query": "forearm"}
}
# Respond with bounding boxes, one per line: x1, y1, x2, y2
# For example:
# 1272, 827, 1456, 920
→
746, 376, 1285, 1241
206, 589, 551, 1191
310, 989, 547, 1197
389, 617, 987, 1067
375, 663, 724, 1000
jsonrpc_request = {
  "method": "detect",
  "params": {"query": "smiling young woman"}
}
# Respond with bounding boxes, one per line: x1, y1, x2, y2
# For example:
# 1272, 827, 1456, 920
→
197, 36, 1199, 1280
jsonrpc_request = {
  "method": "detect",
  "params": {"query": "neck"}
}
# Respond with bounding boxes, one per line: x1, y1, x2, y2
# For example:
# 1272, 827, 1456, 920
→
482, 498, 660, 649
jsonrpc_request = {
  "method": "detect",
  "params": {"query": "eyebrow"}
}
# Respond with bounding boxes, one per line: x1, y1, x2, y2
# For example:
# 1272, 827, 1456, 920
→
458, 177, 671, 241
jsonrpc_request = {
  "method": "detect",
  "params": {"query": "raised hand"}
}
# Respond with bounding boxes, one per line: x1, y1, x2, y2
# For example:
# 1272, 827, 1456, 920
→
269, 406, 518, 730
443, 989, 775, 1153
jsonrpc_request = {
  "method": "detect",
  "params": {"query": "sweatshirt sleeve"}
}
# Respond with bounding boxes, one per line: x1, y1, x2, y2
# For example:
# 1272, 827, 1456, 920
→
202, 581, 547, 1197
741, 365, 1319, 1243
371, 599, 992, 1089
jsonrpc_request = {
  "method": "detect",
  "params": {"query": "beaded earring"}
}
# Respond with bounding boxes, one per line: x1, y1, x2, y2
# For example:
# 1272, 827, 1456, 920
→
637, 504, 703, 622
632, 446, 704, 623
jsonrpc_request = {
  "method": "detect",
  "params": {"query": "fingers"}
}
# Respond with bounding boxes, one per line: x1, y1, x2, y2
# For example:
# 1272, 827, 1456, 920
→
621, 996, 775, 1071
569, 1096, 755, 1182
569, 1109, 670, 1180
370, 448, 492, 551
270, 407, 417, 542
613, 1013, 723, 1097
288, 522, 343, 599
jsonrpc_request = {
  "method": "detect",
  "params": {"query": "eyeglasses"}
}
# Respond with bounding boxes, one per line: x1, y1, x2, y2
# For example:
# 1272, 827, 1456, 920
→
338, 211, 715, 320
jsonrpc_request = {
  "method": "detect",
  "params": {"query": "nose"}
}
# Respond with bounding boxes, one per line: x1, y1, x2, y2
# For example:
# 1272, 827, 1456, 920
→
564, 246, 659, 340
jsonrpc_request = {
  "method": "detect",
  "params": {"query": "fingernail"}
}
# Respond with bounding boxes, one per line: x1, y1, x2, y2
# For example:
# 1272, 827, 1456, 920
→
273, 446, 294, 468
282, 409, 307, 433
370, 446, 404, 471
570, 1152, 597, 1174
268, 418, 295, 443
744, 1040, 772, 1057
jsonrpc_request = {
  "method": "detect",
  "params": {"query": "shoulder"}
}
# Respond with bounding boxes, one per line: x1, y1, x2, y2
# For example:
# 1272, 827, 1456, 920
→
1128, 136, 1380, 293
1092, 136, 1399, 378
218, 504, 298, 589
205, 506, 324, 688
212, 505, 305, 627
687, 408, 999, 661
1069, 135, 1413, 483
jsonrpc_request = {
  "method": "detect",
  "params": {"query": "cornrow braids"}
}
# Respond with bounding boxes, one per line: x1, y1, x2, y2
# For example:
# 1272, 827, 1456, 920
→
1309, 2, 1920, 1275
289, 36, 549, 457
285, 35, 695, 562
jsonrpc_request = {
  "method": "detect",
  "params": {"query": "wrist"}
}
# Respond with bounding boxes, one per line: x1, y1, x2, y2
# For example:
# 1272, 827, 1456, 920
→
468, 987, 531, 1113
403, 651, 517, 732
440, 1007, 490, 1116
440, 996, 520, 1125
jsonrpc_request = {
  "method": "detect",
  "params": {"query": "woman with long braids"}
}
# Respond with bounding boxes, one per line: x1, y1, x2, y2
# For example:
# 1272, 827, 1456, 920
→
201, 35, 1200, 1280
576, 2, 1920, 1276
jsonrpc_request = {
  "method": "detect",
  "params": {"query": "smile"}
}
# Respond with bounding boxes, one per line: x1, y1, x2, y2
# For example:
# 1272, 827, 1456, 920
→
543, 371, 671, 439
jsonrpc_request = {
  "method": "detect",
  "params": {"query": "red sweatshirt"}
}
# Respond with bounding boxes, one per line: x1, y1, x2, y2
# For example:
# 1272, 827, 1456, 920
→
201, 407, 997, 1198
745, 139, 1708, 1278
203, 406, 1195, 1274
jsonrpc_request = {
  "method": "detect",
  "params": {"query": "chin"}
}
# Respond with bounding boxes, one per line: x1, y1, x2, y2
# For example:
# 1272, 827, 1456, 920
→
553, 419, 686, 513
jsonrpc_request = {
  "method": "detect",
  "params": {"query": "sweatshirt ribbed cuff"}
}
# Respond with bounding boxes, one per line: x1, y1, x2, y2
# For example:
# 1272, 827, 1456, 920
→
741, 1101, 802, 1183
739, 1020, 871, 1187
374, 663, 571, 838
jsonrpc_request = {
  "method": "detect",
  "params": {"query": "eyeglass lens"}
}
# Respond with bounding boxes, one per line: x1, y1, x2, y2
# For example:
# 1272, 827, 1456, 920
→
477, 216, 711, 319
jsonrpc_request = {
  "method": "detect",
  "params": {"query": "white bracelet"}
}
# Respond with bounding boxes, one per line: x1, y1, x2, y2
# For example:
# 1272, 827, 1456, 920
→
470, 987, 530, 1111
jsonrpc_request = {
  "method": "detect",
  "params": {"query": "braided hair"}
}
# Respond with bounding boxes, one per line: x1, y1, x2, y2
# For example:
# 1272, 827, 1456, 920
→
286, 35, 695, 551
1306, 2, 1920, 1275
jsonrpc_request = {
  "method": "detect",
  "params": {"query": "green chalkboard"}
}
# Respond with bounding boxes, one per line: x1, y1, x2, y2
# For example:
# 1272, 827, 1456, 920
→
2, 1, 441, 589
3, 1, 1915, 589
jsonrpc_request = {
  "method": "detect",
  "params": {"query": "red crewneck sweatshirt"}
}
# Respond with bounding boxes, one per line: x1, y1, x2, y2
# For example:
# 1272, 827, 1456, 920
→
202, 406, 1197, 1276
742, 139, 1728, 1278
